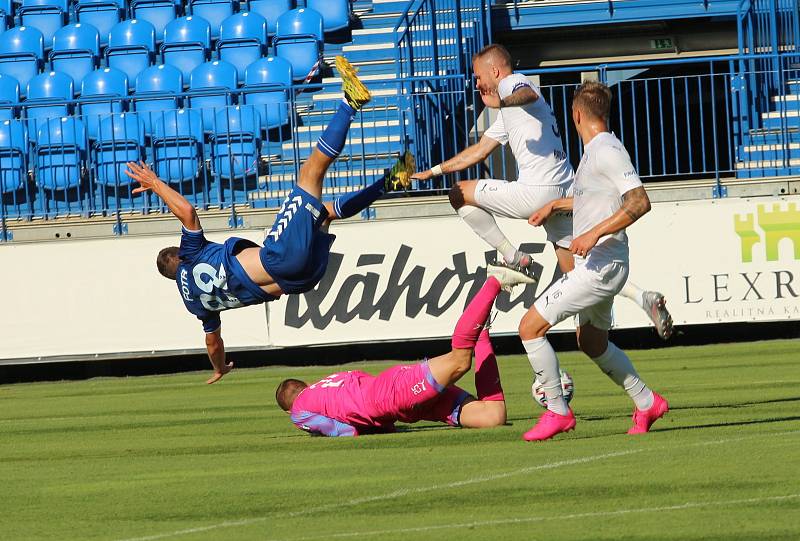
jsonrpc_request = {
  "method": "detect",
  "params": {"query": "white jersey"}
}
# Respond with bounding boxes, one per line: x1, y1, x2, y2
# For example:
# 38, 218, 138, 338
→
573, 132, 642, 263
483, 73, 574, 187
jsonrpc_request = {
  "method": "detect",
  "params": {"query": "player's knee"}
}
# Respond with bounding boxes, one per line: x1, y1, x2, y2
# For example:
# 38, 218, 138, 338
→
519, 310, 548, 340
448, 183, 465, 210
485, 404, 507, 427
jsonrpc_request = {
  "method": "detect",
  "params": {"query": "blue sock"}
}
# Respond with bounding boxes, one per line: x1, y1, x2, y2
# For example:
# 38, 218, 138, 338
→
333, 176, 386, 219
317, 100, 356, 158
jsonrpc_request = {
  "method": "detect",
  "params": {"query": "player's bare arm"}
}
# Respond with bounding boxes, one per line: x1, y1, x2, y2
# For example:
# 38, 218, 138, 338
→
569, 186, 651, 256
412, 135, 500, 181
529, 197, 574, 226
125, 161, 202, 231
500, 86, 539, 108
204, 328, 233, 384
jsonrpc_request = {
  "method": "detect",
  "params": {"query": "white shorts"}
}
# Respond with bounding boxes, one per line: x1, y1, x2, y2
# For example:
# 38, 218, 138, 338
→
534, 255, 629, 330
473, 179, 573, 248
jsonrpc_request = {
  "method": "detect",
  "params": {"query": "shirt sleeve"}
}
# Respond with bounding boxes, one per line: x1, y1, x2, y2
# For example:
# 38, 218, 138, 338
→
291, 411, 358, 437
599, 143, 643, 196
178, 227, 208, 262
483, 114, 508, 145
497, 73, 534, 100
200, 313, 221, 334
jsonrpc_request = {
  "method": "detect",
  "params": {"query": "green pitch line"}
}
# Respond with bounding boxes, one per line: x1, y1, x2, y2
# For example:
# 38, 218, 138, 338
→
1, 340, 799, 541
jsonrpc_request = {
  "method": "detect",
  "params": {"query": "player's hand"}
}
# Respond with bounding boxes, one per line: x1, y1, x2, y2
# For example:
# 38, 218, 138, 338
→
529, 204, 553, 227
410, 169, 433, 182
125, 161, 161, 194
569, 231, 600, 258
206, 361, 234, 384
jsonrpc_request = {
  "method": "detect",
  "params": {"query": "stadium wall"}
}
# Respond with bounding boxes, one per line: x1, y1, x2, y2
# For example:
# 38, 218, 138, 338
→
1, 194, 798, 362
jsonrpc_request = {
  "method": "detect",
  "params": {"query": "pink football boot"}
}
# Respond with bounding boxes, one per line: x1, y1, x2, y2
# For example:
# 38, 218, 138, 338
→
523, 409, 576, 441
628, 392, 669, 434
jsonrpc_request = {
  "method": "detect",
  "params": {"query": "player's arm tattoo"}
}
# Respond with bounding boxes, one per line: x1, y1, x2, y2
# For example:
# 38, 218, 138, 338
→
500, 86, 539, 107
620, 186, 651, 222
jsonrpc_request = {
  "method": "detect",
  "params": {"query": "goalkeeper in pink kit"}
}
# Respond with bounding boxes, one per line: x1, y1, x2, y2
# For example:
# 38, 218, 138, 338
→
276, 272, 515, 436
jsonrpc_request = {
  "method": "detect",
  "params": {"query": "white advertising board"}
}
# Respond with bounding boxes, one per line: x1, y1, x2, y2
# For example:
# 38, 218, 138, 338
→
267, 196, 800, 347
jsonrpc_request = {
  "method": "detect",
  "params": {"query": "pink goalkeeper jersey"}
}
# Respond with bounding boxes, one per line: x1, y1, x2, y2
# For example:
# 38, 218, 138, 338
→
290, 371, 396, 437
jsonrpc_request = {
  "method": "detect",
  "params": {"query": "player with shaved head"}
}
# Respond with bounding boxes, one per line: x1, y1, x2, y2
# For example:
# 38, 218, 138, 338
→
412, 44, 672, 341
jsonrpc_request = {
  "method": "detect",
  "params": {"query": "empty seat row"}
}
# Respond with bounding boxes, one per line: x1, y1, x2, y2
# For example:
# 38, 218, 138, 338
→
0, 105, 262, 198
0, 9, 323, 92
0, 0, 347, 46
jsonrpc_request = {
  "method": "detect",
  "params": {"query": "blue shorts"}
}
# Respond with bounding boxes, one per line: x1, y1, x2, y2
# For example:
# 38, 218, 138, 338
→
261, 186, 336, 294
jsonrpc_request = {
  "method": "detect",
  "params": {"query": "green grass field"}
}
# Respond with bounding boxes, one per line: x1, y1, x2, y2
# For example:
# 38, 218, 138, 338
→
2, 339, 799, 541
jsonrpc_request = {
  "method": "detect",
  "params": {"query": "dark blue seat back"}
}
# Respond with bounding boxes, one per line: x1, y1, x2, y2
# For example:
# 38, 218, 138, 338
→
218, 12, 268, 84
0, 74, 20, 119
134, 64, 183, 133
81, 67, 129, 138
75, 1, 122, 47
0, 119, 28, 194
106, 19, 157, 90
94, 113, 146, 189
189, 60, 237, 130
130, 0, 177, 41
36, 116, 86, 191
249, 0, 293, 36
243, 55, 292, 129
25, 71, 74, 142
153, 108, 204, 183
162, 15, 212, 83
306, 0, 349, 33
212, 104, 261, 181
274, 8, 323, 81
190, 0, 233, 40
0, 27, 45, 95
19, 0, 68, 47
50, 23, 101, 89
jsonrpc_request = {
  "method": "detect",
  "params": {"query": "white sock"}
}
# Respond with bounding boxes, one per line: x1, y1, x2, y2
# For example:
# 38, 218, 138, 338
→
619, 281, 645, 309
522, 337, 569, 415
458, 206, 521, 264
592, 342, 654, 411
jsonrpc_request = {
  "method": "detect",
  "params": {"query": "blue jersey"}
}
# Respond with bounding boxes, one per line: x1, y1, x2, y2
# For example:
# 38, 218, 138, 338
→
176, 228, 277, 332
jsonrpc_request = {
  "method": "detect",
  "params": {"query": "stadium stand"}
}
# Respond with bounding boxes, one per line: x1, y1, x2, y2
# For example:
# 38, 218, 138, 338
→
0, 0, 798, 239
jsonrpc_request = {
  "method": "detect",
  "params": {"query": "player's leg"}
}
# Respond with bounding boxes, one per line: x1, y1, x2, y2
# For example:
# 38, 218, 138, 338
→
449, 180, 531, 270
297, 56, 371, 199
618, 281, 674, 340
459, 325, 507, 428
577, 313, 669, 434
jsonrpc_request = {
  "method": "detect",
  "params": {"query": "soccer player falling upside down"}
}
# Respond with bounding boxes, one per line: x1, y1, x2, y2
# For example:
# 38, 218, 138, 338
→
125, 57, 396, 384
519, 81, 669, 441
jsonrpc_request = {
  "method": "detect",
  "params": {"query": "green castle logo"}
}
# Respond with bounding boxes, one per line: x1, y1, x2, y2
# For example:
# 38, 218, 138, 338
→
734, 203, 800, 263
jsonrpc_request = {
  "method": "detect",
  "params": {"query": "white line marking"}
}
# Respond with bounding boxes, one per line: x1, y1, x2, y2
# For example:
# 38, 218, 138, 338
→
274, 493, 800, 541
116, 450, 640, 541
115, 431, 800, 541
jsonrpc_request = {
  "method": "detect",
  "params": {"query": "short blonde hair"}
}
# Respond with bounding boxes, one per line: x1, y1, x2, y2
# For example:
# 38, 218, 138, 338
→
573, 81, 613, 120
472, 43, 512, 68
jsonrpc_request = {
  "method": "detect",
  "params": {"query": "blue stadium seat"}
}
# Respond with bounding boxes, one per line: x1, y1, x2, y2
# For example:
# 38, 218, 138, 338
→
189, 0, 233, 41
0, 27, 45, 97
0, 74, 20, 120
152, 108, 204, 183
161, 16, 211, 84
211, 105, 261, 183
94, 113, 146, 190
24, 71, 74, 144
306, 0, 349, 34
0, 120, 29, 195
75, 0, 123, 48
218, 12, 268, 84
35, 116, 86, 191
50, 23, 101, 90
19, 0, 68, 48
274, 8, 323, 81
130, 0, 177, 41
243, 56, 292, 129
249, 0, 293, 37
134, 64, 183, 134
80, 67, 129, 139
189, 60, 237, 131
106, 19, 157, 91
